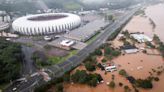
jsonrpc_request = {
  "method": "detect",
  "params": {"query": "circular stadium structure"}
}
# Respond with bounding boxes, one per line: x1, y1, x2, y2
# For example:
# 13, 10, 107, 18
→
12, 13, 81, 35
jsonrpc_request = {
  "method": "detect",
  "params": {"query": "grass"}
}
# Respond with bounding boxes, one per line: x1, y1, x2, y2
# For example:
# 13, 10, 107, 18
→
86, 32, 101, 44
48, 50, 78, 64
0, 82, 10, 91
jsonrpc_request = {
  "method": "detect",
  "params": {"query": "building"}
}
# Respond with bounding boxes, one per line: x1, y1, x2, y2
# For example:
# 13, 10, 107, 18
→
12, 13, 81, 35
60, 39, 75, 47
120, 45, 139, 54
0, 22, 10, 31
130, 33, 152, 43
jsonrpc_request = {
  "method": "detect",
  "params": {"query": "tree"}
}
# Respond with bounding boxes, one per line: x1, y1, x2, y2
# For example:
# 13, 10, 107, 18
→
109, 81, 115, 88
85, 62, 96, 72
101, 58, 107, 63
119, 69, 128, 77
71, 70, 101, 87
0, 38, 22, 84
104, 47, 111, 55
88, 78, 97, 87
111, 50, 121, 56
135, 79, 153, 89
71, 70, 88, 83
154, 77, 159, 81
55, 83, 63, 92
94, 49, 102, 56
124, 85, 131, 92
63, 73, 70, 82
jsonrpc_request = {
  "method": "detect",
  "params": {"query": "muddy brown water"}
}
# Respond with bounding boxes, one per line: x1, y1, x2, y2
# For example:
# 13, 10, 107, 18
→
50, 4, 164, 92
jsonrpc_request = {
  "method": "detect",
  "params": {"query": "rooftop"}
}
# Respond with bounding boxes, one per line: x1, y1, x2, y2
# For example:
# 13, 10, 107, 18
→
27, 15, 68, 21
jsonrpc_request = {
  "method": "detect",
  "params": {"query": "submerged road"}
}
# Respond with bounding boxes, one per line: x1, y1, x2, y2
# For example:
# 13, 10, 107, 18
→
4, 7, 139, 92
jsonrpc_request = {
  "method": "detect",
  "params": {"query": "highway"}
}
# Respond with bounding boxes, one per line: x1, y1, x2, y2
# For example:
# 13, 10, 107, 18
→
4, 7, 139, 92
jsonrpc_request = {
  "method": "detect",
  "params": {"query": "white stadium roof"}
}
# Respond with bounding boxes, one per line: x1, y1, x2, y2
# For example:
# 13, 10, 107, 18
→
12, 13, 81, 35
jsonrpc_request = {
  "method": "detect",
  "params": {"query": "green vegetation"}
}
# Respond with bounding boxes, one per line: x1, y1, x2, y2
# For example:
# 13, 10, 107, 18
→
107, 27, 123, 41
71, 70, 103, 87
86, 32, 101, 44
123, 40, 131, 45
104, 45, 121, 57
152, 35, 164, 57
153, 34, 160, 44
0, 38, 22, 88
135, 79, 153, 89
124, 85, 131, 92
145, 42, 155, 49
34, 77, 64, 92
107, 18, 130, 41
101, 58, 107, 63
55, 83, 64, 92
122, 30, 130, 38
33, 50, 78, 68
32, 51, 50, 68
85, 62, 96, 72
157, 43, 164, 57
48, 56, 63, 65
119, 69, 128, 77
94, 48, 103, 56
154, 77, 159, 81
108, 81, 116, 88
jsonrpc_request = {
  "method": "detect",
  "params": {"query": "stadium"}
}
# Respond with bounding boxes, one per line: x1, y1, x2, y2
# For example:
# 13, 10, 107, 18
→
12, 13, 81, 35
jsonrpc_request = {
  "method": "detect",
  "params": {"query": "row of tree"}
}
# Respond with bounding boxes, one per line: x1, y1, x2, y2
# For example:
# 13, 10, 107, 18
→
0, 38, 22, 84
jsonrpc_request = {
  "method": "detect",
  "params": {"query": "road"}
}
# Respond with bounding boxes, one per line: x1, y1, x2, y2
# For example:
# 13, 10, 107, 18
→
21, 46, 37, 76
4, 7, 139, 92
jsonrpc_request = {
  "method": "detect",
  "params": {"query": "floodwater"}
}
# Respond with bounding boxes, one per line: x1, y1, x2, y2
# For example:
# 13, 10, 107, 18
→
50, 4, 164, 92
145, 4, 164, 42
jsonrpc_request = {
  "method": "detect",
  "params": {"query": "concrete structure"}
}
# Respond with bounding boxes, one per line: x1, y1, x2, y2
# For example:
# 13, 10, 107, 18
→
60, 39, 75, 47
0, 11, 11, 22
48, 37, 87, 50
0, 22, 10, 31
120, 45, 139, 54
131, 33, 152, 43
63, 19, 109, 42
0, 31, 18, 38
12, 13, 81, 35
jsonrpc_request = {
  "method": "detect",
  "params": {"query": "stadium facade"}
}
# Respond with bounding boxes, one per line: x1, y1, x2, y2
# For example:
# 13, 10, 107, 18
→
12, 13, 81, 35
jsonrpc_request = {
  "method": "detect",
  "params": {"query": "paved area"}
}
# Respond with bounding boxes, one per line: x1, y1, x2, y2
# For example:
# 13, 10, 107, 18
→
48, 37, 87, 50
63, 19, 109, 42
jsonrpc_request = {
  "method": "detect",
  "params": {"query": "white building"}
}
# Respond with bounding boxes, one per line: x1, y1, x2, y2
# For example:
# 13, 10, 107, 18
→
131, 34, 152, 43
0, 22, 10, 31
105, 65, 117, 72
12, 13, 81, 35
60, 39, 75, 47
